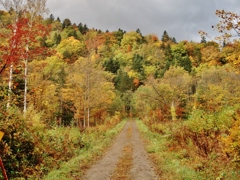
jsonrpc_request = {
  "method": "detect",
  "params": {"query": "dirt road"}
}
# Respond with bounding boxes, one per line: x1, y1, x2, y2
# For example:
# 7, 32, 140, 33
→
82, 120, 159, 180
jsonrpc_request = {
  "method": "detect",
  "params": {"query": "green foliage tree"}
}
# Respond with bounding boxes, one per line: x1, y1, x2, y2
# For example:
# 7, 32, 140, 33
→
132, 54, 145, 79
114, 69, 134, 92
163, 44, 174, 72
113, 28, 125, 44
171, 42, 192, 72
53, 32, 61, 45
103, 57, 120, 74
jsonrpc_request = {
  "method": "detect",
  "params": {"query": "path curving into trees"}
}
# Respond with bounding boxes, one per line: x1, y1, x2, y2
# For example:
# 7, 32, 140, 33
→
82, 120, 159, 180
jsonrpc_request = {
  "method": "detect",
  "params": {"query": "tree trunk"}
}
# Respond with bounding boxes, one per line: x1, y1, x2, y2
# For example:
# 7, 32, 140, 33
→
7, 63, 13, 109
87, 66, 90, 127
23, 53, 28, 116
83, 92, 86, 128
87, 107, 90, 127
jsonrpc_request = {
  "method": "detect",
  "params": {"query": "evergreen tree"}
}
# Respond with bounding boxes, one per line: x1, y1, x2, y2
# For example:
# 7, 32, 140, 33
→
135, 28, 146, 44
103, 58, 120, 74
78, 22, 83, 32
172, 37, 177, 43
53, 32, 61, 45
163, 44, 174, 71
82, 24, 88, 34
222, 39, 226, 47
194, 48, 202, 66
62, 18, 72, 29
57, 34, 62, 45
132, 54, 145, 78
136, 28, 142, 36
113, 28, 125, 44
201, 36, 207, 43
171, 43, 192, 72
57, 17, 61, 22
178, 56, 192, 72
161, 30, 170, 42
115, 69, 134, 92
50, 14, 55, 22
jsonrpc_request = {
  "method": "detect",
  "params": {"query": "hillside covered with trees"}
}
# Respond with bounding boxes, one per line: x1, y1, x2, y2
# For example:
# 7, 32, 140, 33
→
1, 0, 240, 179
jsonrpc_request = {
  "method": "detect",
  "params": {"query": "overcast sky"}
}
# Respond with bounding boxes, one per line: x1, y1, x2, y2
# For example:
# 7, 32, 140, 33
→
46, 0, 240, 42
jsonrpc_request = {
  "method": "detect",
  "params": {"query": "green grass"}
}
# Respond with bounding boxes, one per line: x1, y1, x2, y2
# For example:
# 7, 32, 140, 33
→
136, 119, 204, 180
42, 120, 127, 180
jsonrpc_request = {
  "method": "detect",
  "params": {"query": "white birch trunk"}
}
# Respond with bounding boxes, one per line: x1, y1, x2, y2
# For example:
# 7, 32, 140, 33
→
7, 16, 17, 109
83, 89, 86, 128
87, 71, 90, 127
23, 45, 29, 115
7, 63, 13, 108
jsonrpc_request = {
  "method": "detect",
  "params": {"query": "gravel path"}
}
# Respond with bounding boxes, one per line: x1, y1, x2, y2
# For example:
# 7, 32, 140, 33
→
82, 120, 159, 180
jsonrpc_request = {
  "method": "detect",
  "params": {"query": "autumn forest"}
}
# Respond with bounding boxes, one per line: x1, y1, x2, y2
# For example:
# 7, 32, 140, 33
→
0, 0, 240, 179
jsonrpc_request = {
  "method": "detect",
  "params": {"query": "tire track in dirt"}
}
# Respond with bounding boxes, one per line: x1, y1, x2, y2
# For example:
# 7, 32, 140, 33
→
82, 121, 131, 180
82, 120, 159, 180
130, 120, 158, 180
110, 124, 133, 179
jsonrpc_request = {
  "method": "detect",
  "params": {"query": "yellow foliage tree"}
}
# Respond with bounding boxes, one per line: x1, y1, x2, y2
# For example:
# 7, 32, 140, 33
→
56, 36, 85, 63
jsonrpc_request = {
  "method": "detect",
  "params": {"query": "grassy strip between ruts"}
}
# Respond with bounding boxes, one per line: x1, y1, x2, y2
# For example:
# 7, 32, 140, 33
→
135, 119, 204, 180
110, 126, 133, 180
43, 120, 127, 180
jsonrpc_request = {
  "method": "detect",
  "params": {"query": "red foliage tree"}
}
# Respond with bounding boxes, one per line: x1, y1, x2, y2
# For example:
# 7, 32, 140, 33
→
0, 17, 51, 76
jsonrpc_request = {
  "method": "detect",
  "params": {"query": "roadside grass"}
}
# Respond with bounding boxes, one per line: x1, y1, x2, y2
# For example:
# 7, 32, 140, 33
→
43, 119, 127, 180
136, 119, 203, 180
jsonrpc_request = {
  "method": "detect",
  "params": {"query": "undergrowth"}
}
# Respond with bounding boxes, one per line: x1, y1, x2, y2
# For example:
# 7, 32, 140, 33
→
0, 105, 125, 179
136, 107, 240, 180
136, 119, 204, 180
43, 119, 127, 180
